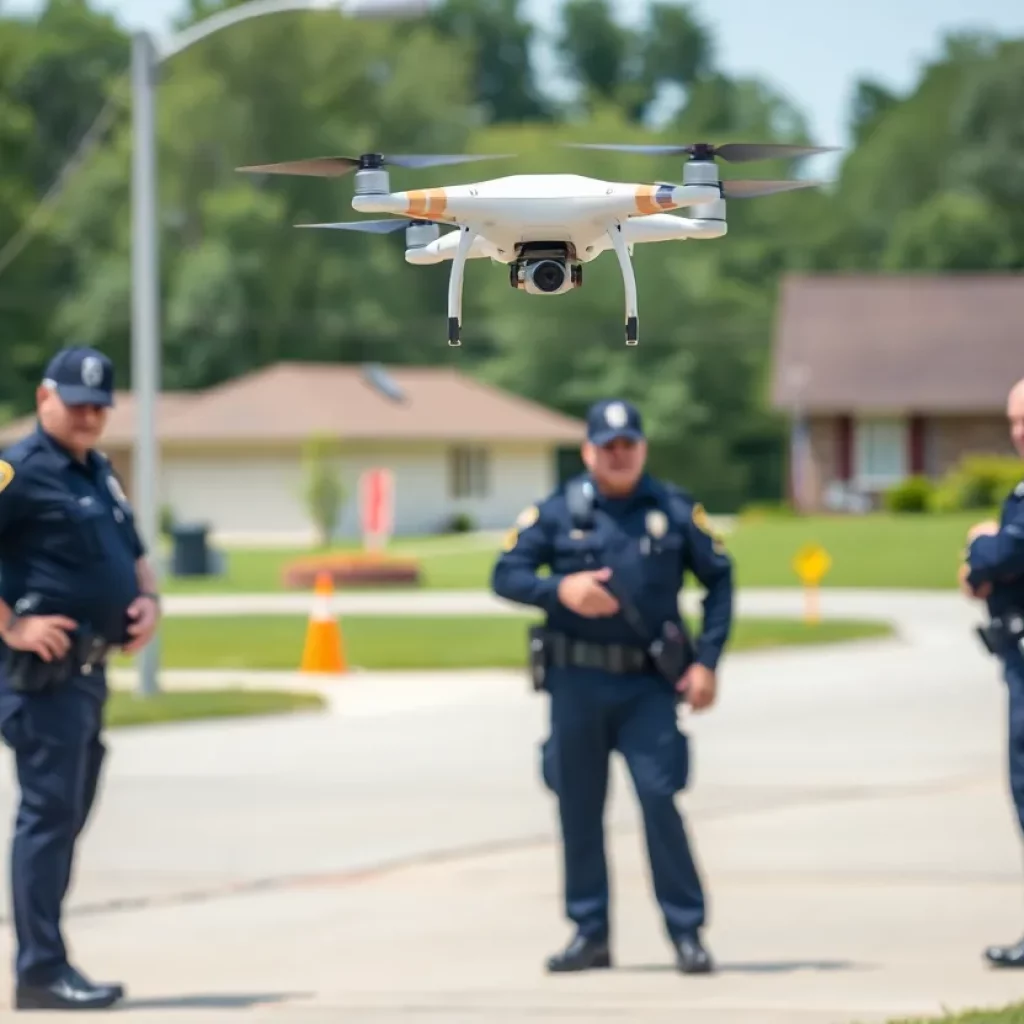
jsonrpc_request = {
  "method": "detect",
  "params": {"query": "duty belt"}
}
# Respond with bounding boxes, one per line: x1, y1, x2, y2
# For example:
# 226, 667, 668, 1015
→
977, 609, 1024, 658
77, 633, 111, 675
546, 631, 653, 674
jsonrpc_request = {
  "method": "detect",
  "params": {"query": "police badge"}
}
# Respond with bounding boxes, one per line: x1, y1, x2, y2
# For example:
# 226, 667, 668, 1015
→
82, 356, 104, 388
605, 402, 628, 429
645, 509, 668, 538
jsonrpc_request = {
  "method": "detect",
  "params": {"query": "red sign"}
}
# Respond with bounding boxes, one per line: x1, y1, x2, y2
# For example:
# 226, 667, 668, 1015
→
359, 468, 394, 548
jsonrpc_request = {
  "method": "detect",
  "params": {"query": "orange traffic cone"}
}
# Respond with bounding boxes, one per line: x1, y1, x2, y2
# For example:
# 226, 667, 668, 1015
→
300, 571, 346, 674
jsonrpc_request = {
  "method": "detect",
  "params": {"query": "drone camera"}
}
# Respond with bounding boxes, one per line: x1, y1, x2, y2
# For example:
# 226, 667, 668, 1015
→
511, 251, 582, 296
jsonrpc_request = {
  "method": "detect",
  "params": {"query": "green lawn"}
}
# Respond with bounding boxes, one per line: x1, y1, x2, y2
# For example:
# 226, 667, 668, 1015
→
159, 534, 498, 594
106, 688, 325, 728
870, 1003, 1024, 1024
158, 512, 986, 594
726, 511, 983, 589
111, 613, 893, 672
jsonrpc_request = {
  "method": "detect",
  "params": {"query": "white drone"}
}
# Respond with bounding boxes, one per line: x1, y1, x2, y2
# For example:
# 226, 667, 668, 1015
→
237, 141, 835, 346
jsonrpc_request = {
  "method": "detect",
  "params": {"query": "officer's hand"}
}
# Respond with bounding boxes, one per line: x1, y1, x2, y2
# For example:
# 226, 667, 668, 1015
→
3, 615, 78, 662
122, 595, 160, 653
959, 562, 991, 599
679, 663, 716, 711
557, 568, 620, 617
967, 520, 999, 542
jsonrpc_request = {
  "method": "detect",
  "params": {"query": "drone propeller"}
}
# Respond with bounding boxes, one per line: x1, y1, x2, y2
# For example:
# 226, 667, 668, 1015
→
238, 152, 513, 177
648, 178, 829, 199
720, 178, 830, 198
295, 217, 416, 233
566, 141, 839, 163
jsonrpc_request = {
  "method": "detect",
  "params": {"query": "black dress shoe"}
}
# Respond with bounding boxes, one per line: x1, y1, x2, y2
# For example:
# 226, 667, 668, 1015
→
546, 933, 612, 972
15, 966, 123, 1010
675, 932, 714, 974
985, 936, 1024, 967
66, 966, 125, 1001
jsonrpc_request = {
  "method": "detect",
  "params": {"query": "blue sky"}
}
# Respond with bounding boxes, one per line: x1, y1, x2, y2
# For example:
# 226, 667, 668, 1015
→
9, 0, 1024, 160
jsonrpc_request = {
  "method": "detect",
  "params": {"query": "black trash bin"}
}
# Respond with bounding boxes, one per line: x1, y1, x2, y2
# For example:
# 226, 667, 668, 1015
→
171, 523, 210, 577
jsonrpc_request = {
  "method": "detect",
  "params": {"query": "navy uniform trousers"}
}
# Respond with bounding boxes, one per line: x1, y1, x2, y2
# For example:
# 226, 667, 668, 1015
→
1005, 651, 1024, 837
541, 665, 704, 942
0, 673, 106, 984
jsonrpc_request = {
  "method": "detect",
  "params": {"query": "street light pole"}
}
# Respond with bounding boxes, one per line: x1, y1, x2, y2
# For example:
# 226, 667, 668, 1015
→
131, 30, 161, 697
129, 0, 434, 697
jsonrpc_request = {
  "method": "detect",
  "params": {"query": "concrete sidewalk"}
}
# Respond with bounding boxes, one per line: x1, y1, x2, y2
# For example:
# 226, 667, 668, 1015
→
9, 773, 1024, 1023
0, 599, 1019, 1021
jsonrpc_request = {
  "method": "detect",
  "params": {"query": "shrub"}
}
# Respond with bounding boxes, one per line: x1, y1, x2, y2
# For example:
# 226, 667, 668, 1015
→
931, 454, 1021, 512
281, 553, 421, 590
738, 501, 797, 522
445, 511, 475, 533
302, 436, 346, 547
883, 475, 934, 513
158, 504, 176, 538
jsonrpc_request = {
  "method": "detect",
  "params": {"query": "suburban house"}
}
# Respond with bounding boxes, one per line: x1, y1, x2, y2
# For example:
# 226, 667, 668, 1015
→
770, 272, 1021, 511
0, 362, 584, 543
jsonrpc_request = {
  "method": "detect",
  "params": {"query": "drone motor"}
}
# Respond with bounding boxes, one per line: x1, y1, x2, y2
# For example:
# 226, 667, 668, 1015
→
405, 221, 440, 248
682, 154, 720, 188
353, 155, 390, 196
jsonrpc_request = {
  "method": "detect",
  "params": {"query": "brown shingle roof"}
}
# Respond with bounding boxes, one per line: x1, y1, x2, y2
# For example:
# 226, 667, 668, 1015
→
770, 273, 1024, 414
0, 363, 584, 447
0, 392, 202, 448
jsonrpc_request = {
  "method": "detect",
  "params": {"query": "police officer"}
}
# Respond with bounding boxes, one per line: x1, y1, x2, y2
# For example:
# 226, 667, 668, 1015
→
491, 398, 733, 974
961, 376, 1024, 968
0, 346, 161, 1010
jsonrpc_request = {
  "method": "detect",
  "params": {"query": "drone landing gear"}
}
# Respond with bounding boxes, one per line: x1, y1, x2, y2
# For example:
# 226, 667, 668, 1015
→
607, 222, 638, 346
447, 225, 476, 347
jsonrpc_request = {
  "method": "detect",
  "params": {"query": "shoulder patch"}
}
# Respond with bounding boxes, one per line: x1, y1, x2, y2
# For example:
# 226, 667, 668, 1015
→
516, 504, 539, 529
0, 461, 13, 495
502, 526, 520, 552
692, 501, 727, 552
692, 502, 711, 534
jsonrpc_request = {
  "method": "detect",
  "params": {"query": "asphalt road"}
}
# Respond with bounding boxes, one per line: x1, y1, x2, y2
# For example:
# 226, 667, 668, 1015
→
1, 588, 1022, 1022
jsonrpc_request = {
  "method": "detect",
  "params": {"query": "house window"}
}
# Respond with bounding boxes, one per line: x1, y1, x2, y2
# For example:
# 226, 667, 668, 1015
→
448, 446, 490, 498
853, 417, 907, 489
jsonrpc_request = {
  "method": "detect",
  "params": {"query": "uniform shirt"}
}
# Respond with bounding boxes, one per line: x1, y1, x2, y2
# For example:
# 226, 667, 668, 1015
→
491, 472, 733, 670
0, 425, 145, 650
967, 476, 1024, 618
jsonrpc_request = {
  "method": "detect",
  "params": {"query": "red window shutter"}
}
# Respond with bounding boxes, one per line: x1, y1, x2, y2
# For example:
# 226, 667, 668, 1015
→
836, 416, 852, 482
909, 415, 925, 475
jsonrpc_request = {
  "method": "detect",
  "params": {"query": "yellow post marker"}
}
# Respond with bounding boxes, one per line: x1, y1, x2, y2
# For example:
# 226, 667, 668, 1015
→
792, 543, 831, 624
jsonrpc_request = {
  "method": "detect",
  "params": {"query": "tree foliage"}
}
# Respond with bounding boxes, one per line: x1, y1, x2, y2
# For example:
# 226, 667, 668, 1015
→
1, 0, 1022, 507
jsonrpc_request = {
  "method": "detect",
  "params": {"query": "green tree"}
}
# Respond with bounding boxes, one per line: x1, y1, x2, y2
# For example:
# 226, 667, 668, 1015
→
302, 436, 346, 548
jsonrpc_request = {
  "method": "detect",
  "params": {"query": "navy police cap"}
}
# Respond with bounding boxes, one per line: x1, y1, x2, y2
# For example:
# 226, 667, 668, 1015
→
42, 346, 115, 408
586, 399, 645, 446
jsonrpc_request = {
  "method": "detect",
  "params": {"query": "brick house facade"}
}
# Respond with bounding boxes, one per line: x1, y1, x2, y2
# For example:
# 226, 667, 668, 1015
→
770, 274, 1021, 511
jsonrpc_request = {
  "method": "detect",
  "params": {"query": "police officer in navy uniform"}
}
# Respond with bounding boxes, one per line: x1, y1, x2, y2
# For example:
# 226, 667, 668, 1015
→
491, 398, 733, 974
0, 347, 161, 1010
961, 376, 1024, 968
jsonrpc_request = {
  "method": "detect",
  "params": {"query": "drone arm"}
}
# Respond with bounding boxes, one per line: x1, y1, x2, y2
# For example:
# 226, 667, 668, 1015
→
622, 210, 727, 245
447, 226, 476, 346
606, 222, 639, 345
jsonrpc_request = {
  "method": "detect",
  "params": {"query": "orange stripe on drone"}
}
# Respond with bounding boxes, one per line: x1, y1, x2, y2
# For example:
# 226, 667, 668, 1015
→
634, 184, 676, 215
405, 188, 449, 221
634, 185, 660, 215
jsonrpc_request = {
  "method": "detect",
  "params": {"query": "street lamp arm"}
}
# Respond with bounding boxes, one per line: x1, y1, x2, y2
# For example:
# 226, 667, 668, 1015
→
157, 0, 434, 61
